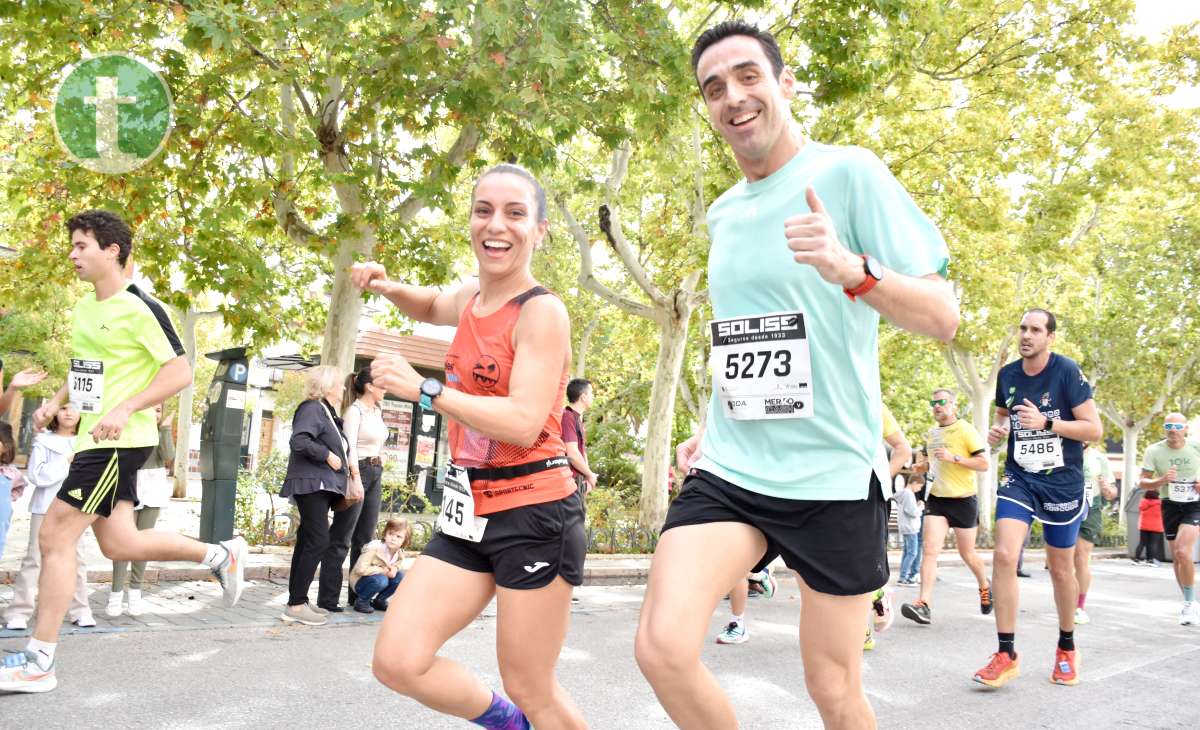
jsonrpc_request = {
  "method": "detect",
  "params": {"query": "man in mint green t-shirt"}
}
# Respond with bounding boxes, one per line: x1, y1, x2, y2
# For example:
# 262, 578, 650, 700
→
1140, 412, 1200, 626
0, 211, 248, 695
634, 21, 958, 729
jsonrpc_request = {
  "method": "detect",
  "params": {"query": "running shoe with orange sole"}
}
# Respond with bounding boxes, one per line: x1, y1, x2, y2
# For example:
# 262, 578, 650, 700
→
1050, 648, 1080, 685
973, 651, 1019, 688
979, 581, 993, 615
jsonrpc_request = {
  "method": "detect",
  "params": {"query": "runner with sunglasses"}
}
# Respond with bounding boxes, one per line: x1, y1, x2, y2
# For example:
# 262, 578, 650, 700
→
900, 389, 990, 626
1139, 413, 1200, 626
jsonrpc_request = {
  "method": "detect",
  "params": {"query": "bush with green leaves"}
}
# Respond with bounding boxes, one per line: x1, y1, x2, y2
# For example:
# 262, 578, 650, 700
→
234, 451, 292, 545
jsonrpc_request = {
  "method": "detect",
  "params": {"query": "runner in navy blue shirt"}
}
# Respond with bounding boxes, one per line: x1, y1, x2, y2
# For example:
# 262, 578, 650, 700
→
973, 309, 1102, 690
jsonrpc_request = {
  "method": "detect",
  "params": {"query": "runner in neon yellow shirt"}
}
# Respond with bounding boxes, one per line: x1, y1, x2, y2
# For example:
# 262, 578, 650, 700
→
0, 210, 248, 695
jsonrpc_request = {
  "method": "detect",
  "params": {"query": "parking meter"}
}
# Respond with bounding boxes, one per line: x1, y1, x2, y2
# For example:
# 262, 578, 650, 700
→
199, 347, 249, 542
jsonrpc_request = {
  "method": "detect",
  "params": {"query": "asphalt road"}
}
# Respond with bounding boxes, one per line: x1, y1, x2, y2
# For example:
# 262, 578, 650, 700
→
2, 559, 1197, 729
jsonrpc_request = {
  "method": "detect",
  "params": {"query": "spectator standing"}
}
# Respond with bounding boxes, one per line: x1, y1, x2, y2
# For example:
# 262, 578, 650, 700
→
337, 368, 390, 605
0, 422, 25, 560
5, 410, 95, 630
896, 474, 924, 584
1136, 490, 1165, 565
107, 404, 175, 617
561, 378, 597, 495
279, 365, 354, 626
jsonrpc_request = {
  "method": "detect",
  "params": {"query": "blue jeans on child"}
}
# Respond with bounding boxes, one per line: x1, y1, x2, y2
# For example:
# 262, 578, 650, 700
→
354, 572, 403, 603
900, 533, 921, 581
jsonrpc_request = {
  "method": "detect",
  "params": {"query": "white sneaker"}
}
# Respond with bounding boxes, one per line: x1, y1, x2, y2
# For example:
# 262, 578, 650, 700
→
1180, 602, 1196, 626
4, 616, 28, 631
126, 589, 146, 617
105, 590, 125, 618
1074, 607, 1090, 625
715, 620, 748, 644
72, 610, 97, 628
212, 537, 248, 607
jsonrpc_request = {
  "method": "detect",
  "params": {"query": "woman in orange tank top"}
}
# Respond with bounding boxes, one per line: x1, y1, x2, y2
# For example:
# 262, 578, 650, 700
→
352, 164, 587, 730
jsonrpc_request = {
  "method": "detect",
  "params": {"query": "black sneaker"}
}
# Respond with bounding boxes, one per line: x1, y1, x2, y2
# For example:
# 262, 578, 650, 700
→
317, 602, 344, 613
352, 598, 374, 614
901, 600, 932, 625
371, 598, 390, 612
979, 582, 993, 615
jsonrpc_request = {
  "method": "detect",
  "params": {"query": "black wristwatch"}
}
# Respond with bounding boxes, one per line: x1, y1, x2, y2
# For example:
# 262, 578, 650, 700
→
419, 378, 443, 411
1044, 416, 1056, 432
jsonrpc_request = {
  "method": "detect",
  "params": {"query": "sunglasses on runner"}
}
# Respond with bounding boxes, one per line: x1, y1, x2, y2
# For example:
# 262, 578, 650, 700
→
1165, 423, 1186, 431
929, 399, 949, 407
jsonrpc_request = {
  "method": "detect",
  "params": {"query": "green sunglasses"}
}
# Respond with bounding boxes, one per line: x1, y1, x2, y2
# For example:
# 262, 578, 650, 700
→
930, 398, 949, 407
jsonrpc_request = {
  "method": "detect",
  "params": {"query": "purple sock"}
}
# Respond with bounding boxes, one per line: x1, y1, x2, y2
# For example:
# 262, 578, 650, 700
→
471, 691, 530, 730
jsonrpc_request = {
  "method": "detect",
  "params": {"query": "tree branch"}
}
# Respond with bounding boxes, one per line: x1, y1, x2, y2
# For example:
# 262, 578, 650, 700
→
555, 195, 656, 321
598, 143, 668, 307
393, 124, 481, 224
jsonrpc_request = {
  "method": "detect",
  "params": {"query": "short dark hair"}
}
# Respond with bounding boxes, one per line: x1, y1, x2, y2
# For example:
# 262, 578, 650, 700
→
66, 210, 133, 266
472, 163, 548, 222
691, 20, 785, 82
566, 378, 592, 404
1023, 308, 1057, 333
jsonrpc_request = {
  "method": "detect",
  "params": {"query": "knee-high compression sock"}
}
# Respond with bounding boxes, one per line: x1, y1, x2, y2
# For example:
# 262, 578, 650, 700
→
997, 632, 1016, 659
471, 692, 531, 730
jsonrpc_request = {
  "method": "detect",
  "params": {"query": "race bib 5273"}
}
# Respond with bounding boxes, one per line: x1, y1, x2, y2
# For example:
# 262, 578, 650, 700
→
710, 311, 813, 421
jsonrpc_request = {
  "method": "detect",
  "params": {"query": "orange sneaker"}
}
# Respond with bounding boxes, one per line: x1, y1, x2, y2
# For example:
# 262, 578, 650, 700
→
1051, 648, 1080, 685
973, 651, 1019, 688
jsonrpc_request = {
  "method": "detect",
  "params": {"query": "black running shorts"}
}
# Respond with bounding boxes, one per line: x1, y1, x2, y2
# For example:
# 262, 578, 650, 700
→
1162, 500, 1200, 542
57, 447, 153, 518
661, 469, 889, 596
924, 494, 980, 530
423, 490, 586, 590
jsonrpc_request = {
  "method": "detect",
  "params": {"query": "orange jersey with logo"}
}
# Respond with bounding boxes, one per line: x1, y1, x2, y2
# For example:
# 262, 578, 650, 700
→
444, 286, 574, 515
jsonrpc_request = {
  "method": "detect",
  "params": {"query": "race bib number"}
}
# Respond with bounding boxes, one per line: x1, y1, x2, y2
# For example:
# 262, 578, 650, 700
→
1014, 430, 1064, 471
436, 464, 488, 542
710, 311, 813, 421
1168, 480, 1200, 503
69, 359, 104, 413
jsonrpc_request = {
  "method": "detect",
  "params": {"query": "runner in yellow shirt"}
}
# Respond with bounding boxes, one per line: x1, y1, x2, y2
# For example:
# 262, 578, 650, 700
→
901, 388, 991, 626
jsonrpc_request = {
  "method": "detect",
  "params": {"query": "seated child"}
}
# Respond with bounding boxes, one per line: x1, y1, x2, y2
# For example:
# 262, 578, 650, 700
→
349, 517, 410, 613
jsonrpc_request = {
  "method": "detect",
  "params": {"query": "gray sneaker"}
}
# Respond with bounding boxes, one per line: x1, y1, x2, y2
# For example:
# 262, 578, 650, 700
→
282, 602, 328, 626
211, 537, 248, 607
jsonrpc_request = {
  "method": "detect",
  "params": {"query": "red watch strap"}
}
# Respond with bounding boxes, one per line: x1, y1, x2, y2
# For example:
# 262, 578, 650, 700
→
843, 255, 880, 301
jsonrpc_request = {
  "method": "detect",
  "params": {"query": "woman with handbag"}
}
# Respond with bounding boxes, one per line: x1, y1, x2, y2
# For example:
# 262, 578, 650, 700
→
336, 367, 390, 605
279, 365, 359, 626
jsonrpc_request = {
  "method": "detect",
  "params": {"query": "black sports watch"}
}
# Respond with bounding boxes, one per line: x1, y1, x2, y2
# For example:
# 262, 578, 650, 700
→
419, 378, 443, 411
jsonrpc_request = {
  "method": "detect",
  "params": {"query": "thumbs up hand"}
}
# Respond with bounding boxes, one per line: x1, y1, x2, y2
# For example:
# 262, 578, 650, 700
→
783, 187, 865, 288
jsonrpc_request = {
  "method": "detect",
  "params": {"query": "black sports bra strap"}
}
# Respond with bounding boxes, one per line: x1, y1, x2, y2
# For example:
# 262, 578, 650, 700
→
513, 286, 552, 306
